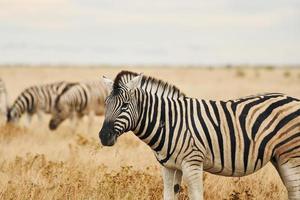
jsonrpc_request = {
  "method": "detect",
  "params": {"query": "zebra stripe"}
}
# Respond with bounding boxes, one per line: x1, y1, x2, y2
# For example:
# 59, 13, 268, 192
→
0, 78, 8, 122
7, 81, 73, 123
99, 71, 300, 200
49, 80, 109, 130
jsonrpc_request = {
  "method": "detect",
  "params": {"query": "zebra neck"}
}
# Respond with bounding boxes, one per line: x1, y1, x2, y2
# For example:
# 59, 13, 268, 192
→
13, 99, 30, 114
133, 92, 186, 151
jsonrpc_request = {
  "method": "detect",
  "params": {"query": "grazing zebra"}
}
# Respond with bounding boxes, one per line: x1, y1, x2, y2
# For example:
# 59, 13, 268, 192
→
99, 70, 300, 200
7, 81, 74, 124
0, 78, 8, 123
49, 80, 108, 130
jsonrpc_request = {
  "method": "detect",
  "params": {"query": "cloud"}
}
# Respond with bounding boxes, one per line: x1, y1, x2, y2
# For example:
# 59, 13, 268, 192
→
0, 0, 299, 64
0, 0, 79, 30
0, 0, 298, 30
0, 0, 71, 9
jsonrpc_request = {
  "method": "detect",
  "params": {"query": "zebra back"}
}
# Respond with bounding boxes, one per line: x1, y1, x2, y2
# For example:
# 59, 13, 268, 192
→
55, 80, 108, 115
49, 79, 109, 130
7, 81, 74, 122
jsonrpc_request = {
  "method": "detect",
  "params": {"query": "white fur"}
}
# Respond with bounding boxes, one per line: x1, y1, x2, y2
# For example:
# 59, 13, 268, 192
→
126, 74, 143, 90
102, 76, 114, 93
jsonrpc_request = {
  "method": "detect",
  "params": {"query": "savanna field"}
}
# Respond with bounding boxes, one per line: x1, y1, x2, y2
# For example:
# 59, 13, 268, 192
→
1, 66, 300, 200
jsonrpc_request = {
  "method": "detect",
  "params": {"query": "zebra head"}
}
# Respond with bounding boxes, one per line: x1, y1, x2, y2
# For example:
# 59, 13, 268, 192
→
49, 104, 71, 130
99, 74, 143, 146
7, 107, 21, 123
49, 112, 65, 130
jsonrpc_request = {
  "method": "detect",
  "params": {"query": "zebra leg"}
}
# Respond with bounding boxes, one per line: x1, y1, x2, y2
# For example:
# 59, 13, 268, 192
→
24, 113, 32, 127
87, 111, 95, 133
162, 167, 182, 200
70, 113, 80, 132
182, 162, 204, 200
0, 110, 5, 125
36, 111, 43, 123
276, 158, 300, 199
271, 158, 285, 184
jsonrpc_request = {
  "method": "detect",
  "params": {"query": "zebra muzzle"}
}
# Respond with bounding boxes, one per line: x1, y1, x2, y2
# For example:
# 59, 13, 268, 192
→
99, 127, 117, 146
49, 119, 59, 130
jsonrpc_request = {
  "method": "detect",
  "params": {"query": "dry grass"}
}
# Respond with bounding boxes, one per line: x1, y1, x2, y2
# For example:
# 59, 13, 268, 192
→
0, 150, 163, 200
283, 70, 291, 78
0, 66, 299, 199
0, 124, 287, 200
235, 68, 246, 78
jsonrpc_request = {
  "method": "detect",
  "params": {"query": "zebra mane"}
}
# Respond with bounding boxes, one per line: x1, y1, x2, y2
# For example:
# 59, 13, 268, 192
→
114, 70, 186, 98
113, 70, 139, 89
54, 82, 78, 110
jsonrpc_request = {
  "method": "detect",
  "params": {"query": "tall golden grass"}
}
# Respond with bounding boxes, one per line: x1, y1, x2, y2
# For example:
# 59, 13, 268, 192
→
0, 123, 287, 200
1, 66, 299, 199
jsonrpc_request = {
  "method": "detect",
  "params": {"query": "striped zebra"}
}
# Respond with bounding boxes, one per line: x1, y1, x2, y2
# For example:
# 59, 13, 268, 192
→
0, 78, 8, 123
99, 70, 300, 200
49, 80, 109, 130
7, 81, 74, 124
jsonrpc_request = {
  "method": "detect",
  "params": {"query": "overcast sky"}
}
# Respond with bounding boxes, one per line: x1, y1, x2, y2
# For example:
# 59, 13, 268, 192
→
0, 0, 299, 65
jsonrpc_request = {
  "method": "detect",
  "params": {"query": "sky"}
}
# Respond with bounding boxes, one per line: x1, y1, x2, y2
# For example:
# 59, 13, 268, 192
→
0, 0, 299, 65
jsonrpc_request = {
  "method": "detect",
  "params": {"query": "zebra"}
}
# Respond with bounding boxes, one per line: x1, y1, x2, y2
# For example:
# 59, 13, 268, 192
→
99, 70, 300, 200
0, 78, 8, 123
7, 81, 75, 124
49, 80, 109, 130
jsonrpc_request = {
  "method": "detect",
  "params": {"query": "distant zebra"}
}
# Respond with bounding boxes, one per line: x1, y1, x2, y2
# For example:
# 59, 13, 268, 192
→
49, 80, 109, 130
0, 78, 8, 123
99, 71, 300, 200
7, 81, 74, 124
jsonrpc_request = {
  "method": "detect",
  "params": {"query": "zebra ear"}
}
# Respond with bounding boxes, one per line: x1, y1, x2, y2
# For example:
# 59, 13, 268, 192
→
126, 74, 143, 90
102, 76, 114, 92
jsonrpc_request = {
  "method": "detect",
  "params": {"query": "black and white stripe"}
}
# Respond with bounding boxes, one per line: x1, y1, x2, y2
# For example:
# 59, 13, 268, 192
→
99, 71, 300, 200
0, 78, 8, 123
7, 81, 74, 123
49, 80, 109, 130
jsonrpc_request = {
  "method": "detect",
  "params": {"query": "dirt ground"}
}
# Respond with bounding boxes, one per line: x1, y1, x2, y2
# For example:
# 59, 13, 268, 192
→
1, 65, 299, 199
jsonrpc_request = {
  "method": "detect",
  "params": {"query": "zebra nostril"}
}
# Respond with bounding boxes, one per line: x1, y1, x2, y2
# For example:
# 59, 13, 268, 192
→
174, 184, 181, 194
49, 119, 58, 130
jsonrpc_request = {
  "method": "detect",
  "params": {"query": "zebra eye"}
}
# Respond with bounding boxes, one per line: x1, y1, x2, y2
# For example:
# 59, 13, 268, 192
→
121, 102, 129, 110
